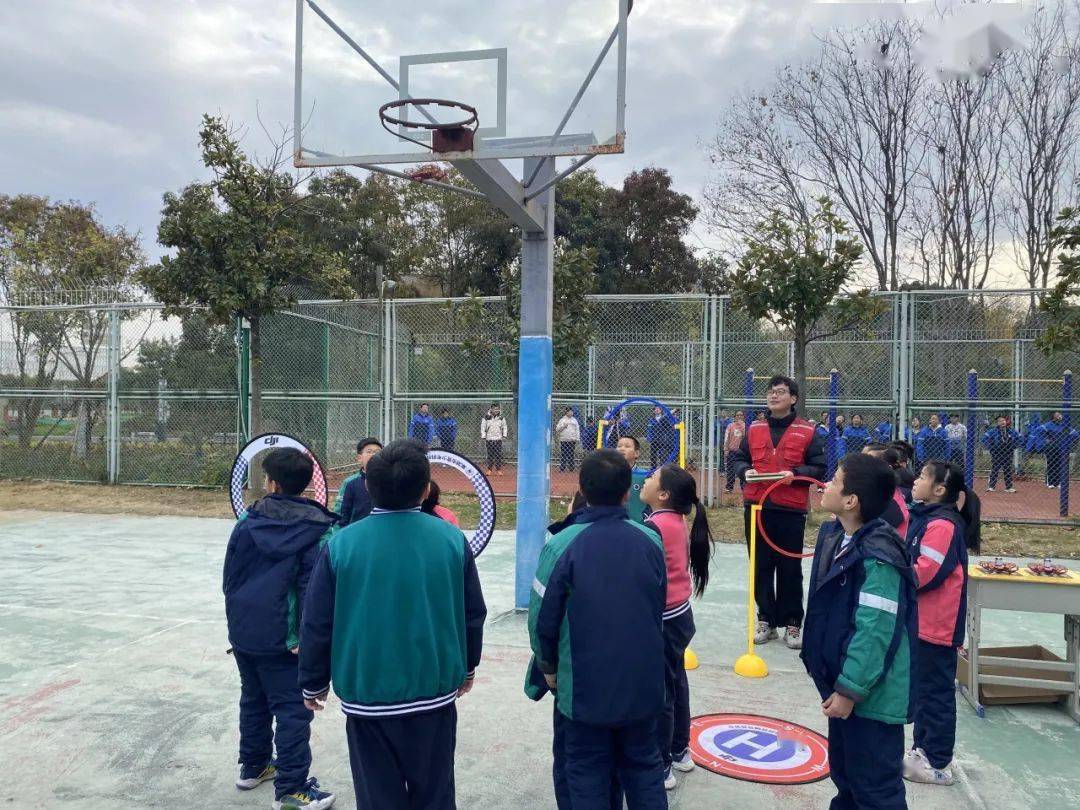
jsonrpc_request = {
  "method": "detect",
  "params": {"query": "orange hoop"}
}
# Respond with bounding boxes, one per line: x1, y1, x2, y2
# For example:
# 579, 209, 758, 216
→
754, 475, 825, 560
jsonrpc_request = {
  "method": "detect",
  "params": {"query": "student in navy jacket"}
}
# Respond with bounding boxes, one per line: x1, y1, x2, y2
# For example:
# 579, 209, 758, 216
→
527, 449, 668, 808
223, 448, 339, 810
408, 403, 436, 445
335, 438, 382, 528
435, 408, 458, 451
1038, 412, 1078, 489
981, 416, 1021, 492
918, 414, 950, 463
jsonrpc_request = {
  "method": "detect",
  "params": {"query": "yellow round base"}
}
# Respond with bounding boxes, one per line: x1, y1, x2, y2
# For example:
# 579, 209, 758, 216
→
684, 647, 699, 671
733, 653, 769, 679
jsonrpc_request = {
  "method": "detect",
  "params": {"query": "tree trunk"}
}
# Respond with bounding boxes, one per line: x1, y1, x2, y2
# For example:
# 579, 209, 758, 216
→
74, 399, 88, 459
248, 314, 266, 499
793, 328, 808, 412
249, 314, 263, 438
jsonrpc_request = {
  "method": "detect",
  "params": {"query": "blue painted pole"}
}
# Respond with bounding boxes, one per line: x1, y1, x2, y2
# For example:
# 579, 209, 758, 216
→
744, 368, 754, 412
827, 368, 840, 481
1062, 370, 1072, 518
966, 370, 977, 490
515, 336, 553, 607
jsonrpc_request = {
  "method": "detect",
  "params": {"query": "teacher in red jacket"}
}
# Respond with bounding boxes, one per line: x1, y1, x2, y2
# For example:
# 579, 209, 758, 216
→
730, 374, 826, 650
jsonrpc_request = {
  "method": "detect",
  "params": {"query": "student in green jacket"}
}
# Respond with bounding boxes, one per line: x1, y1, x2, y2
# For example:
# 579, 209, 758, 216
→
299, 439, 486, 810
801, 453, 918, 810
615, 435, 650, 523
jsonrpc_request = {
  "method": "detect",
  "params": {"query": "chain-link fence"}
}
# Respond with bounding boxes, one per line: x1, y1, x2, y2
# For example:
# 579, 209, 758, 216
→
1, 290, 1075, 523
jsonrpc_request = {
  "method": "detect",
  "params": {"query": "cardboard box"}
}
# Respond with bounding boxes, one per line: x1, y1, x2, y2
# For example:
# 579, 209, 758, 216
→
958, 644, 1072, 705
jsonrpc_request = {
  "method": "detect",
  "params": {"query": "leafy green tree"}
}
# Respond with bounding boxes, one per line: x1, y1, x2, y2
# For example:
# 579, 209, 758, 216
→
615, 168, 702, 294
1, 196, 142, 452
731, 198, 882, 397
302, 170, 416, 297
139, 115, 352, 437
455, 242, 597, 398
1037, 205, 1080, 360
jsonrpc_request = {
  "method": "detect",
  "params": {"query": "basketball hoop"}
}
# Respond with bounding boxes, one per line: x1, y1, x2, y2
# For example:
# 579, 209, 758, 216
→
379, 98, 479, 153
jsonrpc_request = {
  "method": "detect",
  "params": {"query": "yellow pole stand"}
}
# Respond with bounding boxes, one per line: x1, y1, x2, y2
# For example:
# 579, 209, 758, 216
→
676, 422, 686, 468
734, 503, 769, 678
596, 420, 609, 450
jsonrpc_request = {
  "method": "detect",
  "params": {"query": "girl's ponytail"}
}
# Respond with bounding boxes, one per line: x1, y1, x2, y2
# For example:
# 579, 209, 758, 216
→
688, 497, 715, 598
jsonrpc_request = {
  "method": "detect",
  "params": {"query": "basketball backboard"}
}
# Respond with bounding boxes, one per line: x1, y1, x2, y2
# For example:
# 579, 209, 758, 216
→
293, 0, 629, 168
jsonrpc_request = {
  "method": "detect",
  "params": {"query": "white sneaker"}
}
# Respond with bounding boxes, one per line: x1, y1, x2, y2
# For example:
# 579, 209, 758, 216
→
672, 749, 696, 773
1005, 487, 1017, 493
904, 754, 954, 786
754, 621, 778, 644
784, 626, 802, 650
985, 486, 995, 492
902, 747, 927, 778
664, 766, 677, 790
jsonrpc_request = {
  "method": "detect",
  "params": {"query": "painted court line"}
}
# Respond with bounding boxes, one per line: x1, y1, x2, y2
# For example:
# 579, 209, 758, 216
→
0, 603, 218, 624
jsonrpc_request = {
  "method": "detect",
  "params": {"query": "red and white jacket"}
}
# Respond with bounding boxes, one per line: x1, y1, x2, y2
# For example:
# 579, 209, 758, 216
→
906, 502, 969, 648
645, 509, 692, 619
742, 417, 817, 511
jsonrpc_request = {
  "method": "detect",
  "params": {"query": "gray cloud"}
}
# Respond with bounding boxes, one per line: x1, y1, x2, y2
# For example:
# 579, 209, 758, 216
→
0, 0, 907, 261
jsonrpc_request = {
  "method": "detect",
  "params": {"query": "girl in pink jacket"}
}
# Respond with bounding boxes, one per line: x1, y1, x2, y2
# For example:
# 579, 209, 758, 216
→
904, 461, 981, 788
641, 465, 715, 791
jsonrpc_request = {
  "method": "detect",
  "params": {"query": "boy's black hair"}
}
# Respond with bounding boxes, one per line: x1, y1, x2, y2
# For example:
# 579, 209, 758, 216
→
995, 414, 1008, 422
441, 408, 450, 415
767, 374, 799, 402
617, 434, 641, 452
262, 448, 314, 496
838, 453, 895, 523
579, 449, 632, 507
419, 402, 429, 409
365, 439, 430, 510
356, 437, 383, 455
888, 439, 914, 463
949, 413, 960, 419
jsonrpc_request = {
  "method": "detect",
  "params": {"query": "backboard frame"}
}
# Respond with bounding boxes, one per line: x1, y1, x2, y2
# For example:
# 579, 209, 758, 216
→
292, 0, 628, 168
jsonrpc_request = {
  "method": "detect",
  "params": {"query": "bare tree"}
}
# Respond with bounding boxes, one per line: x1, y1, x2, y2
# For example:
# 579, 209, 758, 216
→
910, 62, 1008, 289
775, 20, 929, 291
703, 91, 818, 258
1003, 1, 1080, 292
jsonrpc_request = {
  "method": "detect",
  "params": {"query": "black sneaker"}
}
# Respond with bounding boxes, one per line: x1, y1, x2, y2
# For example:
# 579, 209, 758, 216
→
236, 760, 276, 790
273, 777, 336, 809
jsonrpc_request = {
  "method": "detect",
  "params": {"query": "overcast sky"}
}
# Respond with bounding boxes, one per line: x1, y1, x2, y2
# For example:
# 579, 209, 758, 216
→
0, 1, 1031, 270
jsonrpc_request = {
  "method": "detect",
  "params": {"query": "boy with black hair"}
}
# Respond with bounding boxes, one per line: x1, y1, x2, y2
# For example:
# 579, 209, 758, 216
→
300, 439, 486, 810
335, 438, 382, 527
615, 435, 650, 523
801, 453, 918, 810
527, 449, 668, 808
223, 448, 338, 810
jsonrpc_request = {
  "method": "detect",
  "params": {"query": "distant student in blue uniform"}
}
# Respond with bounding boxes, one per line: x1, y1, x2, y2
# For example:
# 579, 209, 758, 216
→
982, 416, 1020, 493
223, 448, 338, 810
527, 449, 668, 808
874, 419, 893, 444
843, 414, 872, 456
919, 414, 950, 464
435, 408, 458, 452
335, 438, 382, 527
300, 439, 486, 810
408, 403, 436, 445
1038, 412, 1078, 489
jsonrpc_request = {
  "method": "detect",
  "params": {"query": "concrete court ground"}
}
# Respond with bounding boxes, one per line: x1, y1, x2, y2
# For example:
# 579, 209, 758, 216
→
2, 510, 1079, 809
